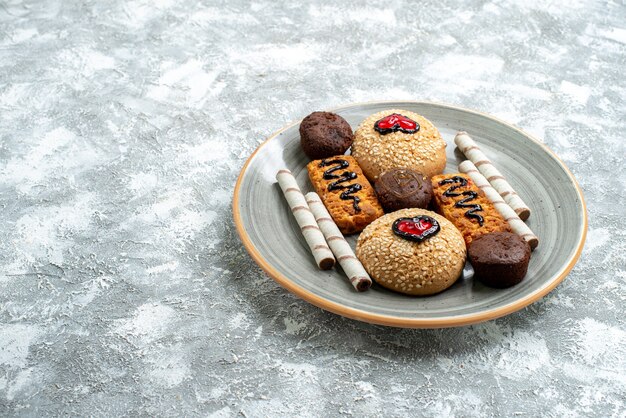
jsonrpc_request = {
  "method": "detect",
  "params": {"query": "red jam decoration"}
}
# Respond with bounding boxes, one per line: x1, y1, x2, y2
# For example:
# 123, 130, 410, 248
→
392, 216, 440, 242
374, 113, 420, 135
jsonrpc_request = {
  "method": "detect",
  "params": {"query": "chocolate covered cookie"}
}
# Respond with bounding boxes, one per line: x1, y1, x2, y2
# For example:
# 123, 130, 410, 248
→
299, 112, 353, 160
374, 168, 432, 212
468, 232, 530, 288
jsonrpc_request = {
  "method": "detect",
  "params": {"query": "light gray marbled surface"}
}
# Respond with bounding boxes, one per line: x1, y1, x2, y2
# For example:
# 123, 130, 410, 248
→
1, 0, 625, 417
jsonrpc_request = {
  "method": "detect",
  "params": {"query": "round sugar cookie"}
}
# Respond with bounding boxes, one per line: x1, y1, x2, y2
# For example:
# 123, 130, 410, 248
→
356, 208, 466, 296
352, 109, 446, 181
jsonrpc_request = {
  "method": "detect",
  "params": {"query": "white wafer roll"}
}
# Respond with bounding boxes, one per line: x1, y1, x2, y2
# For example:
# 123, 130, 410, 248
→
305, 192, 372, 292
276, 169, 335, 270
454, 131, 531, 221
459, 160, 539, 250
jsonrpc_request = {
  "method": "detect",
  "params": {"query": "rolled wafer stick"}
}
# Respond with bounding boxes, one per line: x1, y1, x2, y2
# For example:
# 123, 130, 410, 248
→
459, 160, 539, 250
276, 169, 335, 270
454, 131, 531, 220
305, 192, 373, 292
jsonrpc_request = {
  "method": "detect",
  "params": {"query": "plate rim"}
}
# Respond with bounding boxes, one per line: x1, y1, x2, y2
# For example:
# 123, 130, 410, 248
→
232, 100, 588, 328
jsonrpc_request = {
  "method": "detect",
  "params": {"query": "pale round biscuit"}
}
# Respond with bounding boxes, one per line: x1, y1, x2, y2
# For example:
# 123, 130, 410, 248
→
351, 109, 446, 181
356, 208, 466, 296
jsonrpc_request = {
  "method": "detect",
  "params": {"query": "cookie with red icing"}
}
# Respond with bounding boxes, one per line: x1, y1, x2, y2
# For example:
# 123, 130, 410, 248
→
356, 208, 466, 296
352, 109, 446, 181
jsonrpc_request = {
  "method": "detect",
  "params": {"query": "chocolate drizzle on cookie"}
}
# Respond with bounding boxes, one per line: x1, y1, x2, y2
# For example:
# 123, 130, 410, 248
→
374, 113, 420, 135
439, 176, 485, 226
319, 158, 362, 212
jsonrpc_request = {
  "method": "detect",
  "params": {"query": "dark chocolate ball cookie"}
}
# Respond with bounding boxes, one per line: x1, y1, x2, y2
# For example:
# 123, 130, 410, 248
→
374, 168, 432, 212
468, 232, 531, 288
299, 112, 353, 160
